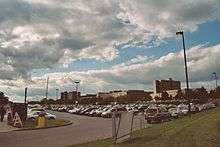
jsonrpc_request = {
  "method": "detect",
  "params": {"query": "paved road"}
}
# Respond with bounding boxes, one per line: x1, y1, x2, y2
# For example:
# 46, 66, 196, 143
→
0, 111, 146, 147
0, 119, 19, 133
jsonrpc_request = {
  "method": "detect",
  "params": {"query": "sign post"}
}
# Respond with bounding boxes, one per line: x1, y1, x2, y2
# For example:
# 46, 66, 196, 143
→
112, 111, 116, 139
115, 111, 134, 144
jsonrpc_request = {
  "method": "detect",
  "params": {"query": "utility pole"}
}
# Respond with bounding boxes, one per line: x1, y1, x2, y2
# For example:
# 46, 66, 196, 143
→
45, 76, 49, 101
56, 88, 59, 100
176, 31, 191, 118
213, 72, 218, 91
24, 87, 28, 104
74, 80, 80, 102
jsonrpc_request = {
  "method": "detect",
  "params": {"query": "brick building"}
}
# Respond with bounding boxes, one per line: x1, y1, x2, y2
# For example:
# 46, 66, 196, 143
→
154, 78, 181, 93
61, 91, 80, 103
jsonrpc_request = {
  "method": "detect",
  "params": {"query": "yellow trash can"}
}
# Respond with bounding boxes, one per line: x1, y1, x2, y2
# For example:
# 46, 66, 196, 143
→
37, 113, 47, 128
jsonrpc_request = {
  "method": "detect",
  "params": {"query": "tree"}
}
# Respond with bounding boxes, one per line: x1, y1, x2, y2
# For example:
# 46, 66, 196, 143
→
145, 95, 152, 101
0, 92, 4, 97
0, 92, 8, 104
175, 90, 184, 100
209, 89, 215, 99
40, 98, 47, 104
161, 91, 169, 101
216, 86, 220, 98
194, 87, 208, 103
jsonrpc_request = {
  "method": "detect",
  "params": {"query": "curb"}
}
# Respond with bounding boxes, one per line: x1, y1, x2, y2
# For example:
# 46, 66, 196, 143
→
13, 120, 73, 132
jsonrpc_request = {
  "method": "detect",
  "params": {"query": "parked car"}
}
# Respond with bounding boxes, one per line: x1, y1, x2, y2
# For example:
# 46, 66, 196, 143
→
27, 111, 56, 120
28, 108, 45, 113
101, 108, 116, 118
190, 103, 199, 113
177, 104, 188, 115
68, 107, 80, 114
88, 108, 98, 116
137, 105, 149, 112
96, 107, 109, 117
168, 107, 179, 118
58, 107, 67, 112
144, 106, 171, 123
203, 102, 216, 110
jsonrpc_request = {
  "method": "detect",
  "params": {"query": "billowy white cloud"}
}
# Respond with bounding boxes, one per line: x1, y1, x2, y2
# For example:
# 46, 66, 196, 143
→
0, 0, 220, 82
2, 44, 220, 101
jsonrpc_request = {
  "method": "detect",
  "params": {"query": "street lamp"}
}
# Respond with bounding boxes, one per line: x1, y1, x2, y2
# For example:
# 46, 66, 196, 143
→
24, 87, 28, 104
55, 88, 59, 100
74, 80, 80, 101
45, 76, 49, 105
176, 31, 191, 117
212, 72, 218, 91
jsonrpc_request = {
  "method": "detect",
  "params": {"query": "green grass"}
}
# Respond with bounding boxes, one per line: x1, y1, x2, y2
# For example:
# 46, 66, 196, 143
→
70, 107, 220, 147
24, 119, 70, 129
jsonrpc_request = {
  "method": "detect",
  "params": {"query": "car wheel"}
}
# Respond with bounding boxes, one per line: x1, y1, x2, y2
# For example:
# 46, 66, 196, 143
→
49, 117, 55, 120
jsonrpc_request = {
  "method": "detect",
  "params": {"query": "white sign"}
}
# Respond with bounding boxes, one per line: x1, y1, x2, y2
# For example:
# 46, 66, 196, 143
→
116, 111, 134, 143
13, 112, 23, 127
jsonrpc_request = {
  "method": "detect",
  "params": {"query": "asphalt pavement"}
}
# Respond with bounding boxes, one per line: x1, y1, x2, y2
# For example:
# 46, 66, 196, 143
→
0, 111, 147, 147
0, 119, 19, 133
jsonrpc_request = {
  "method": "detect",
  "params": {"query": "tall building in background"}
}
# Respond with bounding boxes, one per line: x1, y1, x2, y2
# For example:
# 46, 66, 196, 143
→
61, 91, 80, 103
154, 78, 181, 94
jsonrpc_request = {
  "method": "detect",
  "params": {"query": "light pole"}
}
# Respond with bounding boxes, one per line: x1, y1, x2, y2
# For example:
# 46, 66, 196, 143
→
212, 72, 218, 91
45, 76, 49, 105
24, 87, 28, 104
74, 80, 80, 101
56, 88, 59, 100
176, 31, 191, 117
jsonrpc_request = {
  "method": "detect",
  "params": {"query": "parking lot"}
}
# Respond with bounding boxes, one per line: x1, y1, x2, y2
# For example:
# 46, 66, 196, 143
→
0, 108, 148, 147
48, 101, 216, 123
0, 101, 216, 147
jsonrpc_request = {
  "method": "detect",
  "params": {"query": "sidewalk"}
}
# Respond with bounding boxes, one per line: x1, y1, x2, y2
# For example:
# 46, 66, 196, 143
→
0, 116, 19, 133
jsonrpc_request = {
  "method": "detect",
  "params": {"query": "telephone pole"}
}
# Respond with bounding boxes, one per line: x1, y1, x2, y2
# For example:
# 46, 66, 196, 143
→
24, 87, 28, 104
74, 80, 80, 101
56, 88, 59, 100
45, 76, 49, 101
176, 31, 191, 118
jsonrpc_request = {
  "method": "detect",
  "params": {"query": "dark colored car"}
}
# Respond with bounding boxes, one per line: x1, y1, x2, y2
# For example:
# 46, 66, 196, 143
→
144, 107, 171, 123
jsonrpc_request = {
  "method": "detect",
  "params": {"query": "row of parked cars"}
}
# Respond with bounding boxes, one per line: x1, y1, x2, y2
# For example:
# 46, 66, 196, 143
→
27, 104, 56, 121
145, 102, 216, 123
48, 101, 216, 123
49, 104, 128, 118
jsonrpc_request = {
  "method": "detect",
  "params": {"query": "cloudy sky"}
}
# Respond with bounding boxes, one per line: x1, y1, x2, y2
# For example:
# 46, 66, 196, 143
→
0, 0, 220, 102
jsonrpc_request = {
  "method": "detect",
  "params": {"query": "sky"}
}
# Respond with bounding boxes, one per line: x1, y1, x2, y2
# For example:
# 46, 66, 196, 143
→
0, 0, 220, 102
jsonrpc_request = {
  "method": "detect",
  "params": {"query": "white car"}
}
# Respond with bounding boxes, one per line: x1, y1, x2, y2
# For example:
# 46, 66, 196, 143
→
101, 109, 114, 118
203, 102, 216, 109
177, 104, 189, 115
29, 108, 45, 113
195, 104, 205, 112
168, 108, 179, 118
68, 108, 80, 114
27, 111, 56, 120
88, 109, 98, 116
